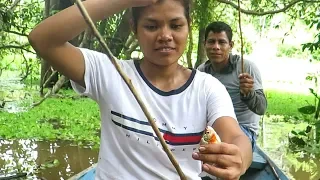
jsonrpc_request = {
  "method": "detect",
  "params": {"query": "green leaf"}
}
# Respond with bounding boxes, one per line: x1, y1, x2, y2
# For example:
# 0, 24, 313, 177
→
291, 130, 298, 135
305, 125, 312, 133
298, 105, 316, 114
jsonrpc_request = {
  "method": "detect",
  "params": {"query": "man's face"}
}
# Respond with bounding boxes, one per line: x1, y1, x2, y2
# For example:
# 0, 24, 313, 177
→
205, 31, 233, 65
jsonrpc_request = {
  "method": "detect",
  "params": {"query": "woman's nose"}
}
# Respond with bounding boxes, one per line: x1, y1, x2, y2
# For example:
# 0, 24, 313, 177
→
157, 27, 173, 42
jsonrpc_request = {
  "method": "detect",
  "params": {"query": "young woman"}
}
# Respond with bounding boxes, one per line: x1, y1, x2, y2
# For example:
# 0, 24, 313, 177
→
28, 0, 252, 179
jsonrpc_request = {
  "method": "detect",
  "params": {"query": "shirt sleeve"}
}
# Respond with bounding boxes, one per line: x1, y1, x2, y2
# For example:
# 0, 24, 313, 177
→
205, 76, 237, 126
70, 48, 115, 102
241, 89, 267, 115
239, 59, 267, 115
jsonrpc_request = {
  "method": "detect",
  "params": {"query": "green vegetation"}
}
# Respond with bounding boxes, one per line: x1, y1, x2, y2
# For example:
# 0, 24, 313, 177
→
1, 0, 320, 179
265, 89, 314, 118
0, 90, 100, 148
0, 88, 314, 147
276, 44, 310, 59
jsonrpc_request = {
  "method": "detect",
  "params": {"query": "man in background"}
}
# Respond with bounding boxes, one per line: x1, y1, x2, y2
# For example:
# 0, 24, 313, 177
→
198, 21, 267, 151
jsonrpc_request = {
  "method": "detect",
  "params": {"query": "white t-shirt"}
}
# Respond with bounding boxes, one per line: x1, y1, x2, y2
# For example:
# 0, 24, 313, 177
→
71, 48, 237, 180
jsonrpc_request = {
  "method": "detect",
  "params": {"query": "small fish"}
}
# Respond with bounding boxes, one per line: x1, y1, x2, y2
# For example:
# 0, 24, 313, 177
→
198, 126, 221, 179
200, 126, 221, 145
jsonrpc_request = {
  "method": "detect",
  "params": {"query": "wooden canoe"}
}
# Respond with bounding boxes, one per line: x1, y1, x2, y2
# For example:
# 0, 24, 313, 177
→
69, 146, 289, 180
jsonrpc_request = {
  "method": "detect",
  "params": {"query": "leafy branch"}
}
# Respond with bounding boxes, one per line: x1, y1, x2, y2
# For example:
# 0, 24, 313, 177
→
4, 30, 28, 37
9, 0, 22, 11
0, 44, 35, 54
217, 0, 319, 16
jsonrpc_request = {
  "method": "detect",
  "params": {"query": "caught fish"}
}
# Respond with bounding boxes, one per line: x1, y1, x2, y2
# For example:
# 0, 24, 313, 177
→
200, 126, 221, 145
198, 126, 221, 179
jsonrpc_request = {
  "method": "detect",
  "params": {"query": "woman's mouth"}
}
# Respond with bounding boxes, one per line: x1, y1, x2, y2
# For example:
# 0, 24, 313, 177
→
155, 47, 175, 53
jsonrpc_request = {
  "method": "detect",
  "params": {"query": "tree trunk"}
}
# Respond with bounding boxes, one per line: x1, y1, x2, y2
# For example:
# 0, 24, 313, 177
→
79, 29, 92, 48
39, 0, 74, 93
194, 27, 206, 68
51, 0, 73, 10
186, 28, 194, 68
33, 75, 68, 107
40, 0, 53, 96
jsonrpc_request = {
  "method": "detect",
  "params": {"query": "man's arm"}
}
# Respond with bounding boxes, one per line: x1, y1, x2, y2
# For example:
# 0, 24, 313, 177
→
239, 59, 267, 116
240, 89, 267, 115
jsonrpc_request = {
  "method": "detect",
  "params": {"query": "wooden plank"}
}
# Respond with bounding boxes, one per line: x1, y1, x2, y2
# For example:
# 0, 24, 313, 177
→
250, 151, 267, 170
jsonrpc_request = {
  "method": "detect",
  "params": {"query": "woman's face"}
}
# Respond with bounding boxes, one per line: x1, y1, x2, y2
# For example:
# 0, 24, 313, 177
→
135, 0, 189, 66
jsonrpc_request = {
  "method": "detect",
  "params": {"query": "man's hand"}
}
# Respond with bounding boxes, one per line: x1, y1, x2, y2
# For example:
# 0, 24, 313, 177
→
192, 143, 243, 180
239, 73, 254, 96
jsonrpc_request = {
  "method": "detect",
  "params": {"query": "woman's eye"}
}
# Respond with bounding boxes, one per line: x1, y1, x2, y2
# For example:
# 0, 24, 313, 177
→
171, 24, 182, 30
145, 25, 157, 30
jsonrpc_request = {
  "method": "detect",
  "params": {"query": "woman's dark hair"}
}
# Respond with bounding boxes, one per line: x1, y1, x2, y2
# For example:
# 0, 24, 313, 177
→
131, 0, 191, 32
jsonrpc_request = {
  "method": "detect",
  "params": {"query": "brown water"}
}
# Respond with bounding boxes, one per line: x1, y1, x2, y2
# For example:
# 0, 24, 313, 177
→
0, 139, 98, 180
288, 157, 320, 180
1, 139, 320, 180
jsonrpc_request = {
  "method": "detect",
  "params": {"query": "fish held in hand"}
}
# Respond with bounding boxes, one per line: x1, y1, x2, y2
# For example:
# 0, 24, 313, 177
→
200, 126, 221, 145
198, 126, 221, 179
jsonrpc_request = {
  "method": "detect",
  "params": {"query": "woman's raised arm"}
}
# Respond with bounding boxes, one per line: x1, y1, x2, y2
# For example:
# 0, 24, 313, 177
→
28, 0, 138, 87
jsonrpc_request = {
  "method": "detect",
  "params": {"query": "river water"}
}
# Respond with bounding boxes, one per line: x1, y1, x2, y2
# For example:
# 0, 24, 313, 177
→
0, 139, 98, 179
1, 139, 319, 180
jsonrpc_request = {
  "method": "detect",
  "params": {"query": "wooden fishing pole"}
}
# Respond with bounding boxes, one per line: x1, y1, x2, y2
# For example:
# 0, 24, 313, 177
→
237, 0, 244, 73
74, 1, 186, 180
237, 3, 280, 179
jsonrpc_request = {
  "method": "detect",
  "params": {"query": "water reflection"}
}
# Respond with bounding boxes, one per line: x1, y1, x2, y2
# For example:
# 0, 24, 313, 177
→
289, 156, 320, 180
258, 119, 320, 180
1, 140, 320, 179
0, 139, 98, 179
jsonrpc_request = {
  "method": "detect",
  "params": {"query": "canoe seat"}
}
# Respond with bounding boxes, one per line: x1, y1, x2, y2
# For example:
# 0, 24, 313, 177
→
250, 151, 267, 170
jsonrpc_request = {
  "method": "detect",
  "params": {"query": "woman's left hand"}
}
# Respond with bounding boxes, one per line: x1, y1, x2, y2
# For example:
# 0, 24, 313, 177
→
192, 142, 244, 180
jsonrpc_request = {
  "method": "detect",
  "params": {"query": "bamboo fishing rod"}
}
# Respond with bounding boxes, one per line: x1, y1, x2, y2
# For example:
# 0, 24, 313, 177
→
237, 0, 244, 73
237, 2, 280, 179
74, 1, 186, 180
